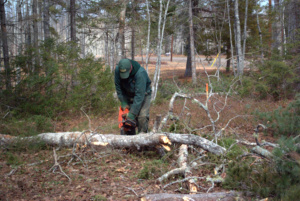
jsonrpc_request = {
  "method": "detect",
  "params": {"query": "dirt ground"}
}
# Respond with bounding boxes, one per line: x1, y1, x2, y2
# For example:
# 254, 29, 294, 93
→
0, 55, 283, 200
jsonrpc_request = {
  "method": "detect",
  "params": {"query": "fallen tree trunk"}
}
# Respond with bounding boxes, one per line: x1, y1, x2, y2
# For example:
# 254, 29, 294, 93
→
0, 132, 226, 155
141, 191, 243, 201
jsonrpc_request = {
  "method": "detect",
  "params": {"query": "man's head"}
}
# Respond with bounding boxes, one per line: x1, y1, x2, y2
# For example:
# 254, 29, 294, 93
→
118, 59, 132, 79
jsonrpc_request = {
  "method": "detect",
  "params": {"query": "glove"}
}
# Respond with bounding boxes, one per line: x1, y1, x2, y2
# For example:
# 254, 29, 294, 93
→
121, 102, 129, 111
122, 112, 135, 120
124, 118, 136, 128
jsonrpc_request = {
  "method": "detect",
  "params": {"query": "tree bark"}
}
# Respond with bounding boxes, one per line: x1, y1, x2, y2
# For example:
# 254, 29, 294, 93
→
70, 0, 76, 42
234, 0, 243, 76
0, 132, 226, 156
141, 191, 242, 201
43, 0, 50, 40
32, 0, 40, 72
145, 0, 151, 72
117, 0, 128, 61
256, 6, 263, 62
189, 0, 196, 84
227, 0, 236, 76
184, 36, 192, 77
131, 27, 135, 60
0, 0, 11, 90
242, 0, 248, 58
151, 0, 171, 101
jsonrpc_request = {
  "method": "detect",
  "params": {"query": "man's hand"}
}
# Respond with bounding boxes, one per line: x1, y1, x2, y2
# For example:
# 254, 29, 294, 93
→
121, 102, 129, 111
122, 112, 136, 128
124, 118, 136, 128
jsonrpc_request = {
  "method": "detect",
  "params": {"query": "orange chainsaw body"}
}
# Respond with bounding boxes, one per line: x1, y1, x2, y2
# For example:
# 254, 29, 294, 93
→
118, 107, 129, 128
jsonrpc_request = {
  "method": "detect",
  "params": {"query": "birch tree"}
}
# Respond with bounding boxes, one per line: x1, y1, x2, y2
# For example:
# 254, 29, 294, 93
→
151, 0, 171, 101
189, 0, 196, 85
242, 0, 248, 58
116, 0, 128, 61
145, 0, 151, 73
234, 0, 243, 76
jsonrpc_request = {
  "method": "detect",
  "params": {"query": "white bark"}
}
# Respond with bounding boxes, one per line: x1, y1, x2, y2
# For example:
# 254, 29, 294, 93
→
157, 144, 197, 193
227, 0, 236, 76
145, 0, 151, 73
151, 0, 171, 101
116, 0, 128, 61
189, 0, 196, 85
141, 191, 242, 201
0, 132, 226, 155
234, 0, 243, 76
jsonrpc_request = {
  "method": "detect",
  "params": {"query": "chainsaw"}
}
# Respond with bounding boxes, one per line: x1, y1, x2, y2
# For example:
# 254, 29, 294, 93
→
118, 107, 136, 135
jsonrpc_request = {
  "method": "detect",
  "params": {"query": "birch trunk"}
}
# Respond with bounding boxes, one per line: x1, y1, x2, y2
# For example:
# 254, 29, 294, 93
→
0, 132, 226, 156
227, 0, 236, 76
234, 0, 243, 76
117, 0, 128, 61
151, 0, 170, 101
145, 0, 151, 72
141, 191, 242, 201
189, 0, 196, 84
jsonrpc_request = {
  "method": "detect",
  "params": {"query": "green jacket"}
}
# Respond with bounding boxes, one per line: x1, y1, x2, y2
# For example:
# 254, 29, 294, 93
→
115, 59, 152, 117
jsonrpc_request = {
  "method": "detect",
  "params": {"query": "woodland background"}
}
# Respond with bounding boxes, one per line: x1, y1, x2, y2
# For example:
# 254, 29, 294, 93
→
0, 0, 299, 200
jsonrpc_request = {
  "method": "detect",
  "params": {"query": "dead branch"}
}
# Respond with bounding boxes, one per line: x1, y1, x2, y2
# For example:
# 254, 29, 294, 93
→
162, 176, 205, 189
49, 147, 71, 181
141, 191, 243, 201
251, 146, 273, 159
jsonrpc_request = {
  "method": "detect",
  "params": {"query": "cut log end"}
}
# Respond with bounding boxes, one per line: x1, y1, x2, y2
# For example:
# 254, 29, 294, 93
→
91, 142, 108, 146
161, 144, 171, 151
160, 136, 172, 145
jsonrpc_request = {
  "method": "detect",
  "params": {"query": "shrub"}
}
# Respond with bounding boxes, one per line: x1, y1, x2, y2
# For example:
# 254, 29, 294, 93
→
255, 94, 300, 137
0, 40, 116, 126
224, 137, 300, 199
238, 60, 298, 100
138, 159, 168, 180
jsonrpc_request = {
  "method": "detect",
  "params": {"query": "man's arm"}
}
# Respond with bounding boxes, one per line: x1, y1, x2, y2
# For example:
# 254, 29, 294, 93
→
114, 67, 128, 107
129, 71, 147, 118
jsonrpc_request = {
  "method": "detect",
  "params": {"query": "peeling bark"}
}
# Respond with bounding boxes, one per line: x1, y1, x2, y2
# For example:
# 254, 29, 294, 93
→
141, 191, 242, 201
0, 132, 226, 155
158, 144, 197, 193
251, 146, 273, 158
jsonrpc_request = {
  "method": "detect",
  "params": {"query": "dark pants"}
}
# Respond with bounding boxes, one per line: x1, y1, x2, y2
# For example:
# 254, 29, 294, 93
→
125, 94, 151, 135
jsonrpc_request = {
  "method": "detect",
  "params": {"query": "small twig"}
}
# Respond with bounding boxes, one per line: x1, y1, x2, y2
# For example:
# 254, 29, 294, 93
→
49, 147, 71, 181
163, 176, 205, 189
206, 180, 214, 193
80, 107, 92, 131
124, 187, 139, 197
6, 168, 17, 177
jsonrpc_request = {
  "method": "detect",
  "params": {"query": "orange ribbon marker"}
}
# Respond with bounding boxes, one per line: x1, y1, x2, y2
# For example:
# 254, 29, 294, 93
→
206, 83, 209, 102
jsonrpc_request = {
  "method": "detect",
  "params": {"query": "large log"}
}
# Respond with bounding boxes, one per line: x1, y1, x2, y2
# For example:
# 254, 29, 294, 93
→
141, 191, 242, 201
0, 132, 226, 155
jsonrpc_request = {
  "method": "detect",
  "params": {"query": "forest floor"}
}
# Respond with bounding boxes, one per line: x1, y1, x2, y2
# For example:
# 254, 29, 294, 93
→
0, 55, 286, 200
